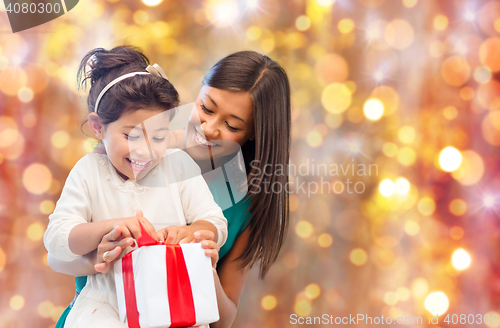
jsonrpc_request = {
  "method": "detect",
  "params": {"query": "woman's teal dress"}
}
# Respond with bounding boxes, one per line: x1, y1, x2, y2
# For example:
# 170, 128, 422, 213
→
54, 177, 251, 328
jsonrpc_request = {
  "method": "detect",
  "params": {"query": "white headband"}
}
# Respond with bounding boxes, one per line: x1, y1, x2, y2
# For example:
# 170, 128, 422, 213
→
94, 63, 168, 114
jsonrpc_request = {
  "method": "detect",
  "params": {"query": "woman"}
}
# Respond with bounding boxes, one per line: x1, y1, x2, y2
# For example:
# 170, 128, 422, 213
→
49, 51, 291, 327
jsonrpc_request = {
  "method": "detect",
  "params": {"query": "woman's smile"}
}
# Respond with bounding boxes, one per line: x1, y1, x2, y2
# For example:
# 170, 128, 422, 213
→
194, 126, 220, 148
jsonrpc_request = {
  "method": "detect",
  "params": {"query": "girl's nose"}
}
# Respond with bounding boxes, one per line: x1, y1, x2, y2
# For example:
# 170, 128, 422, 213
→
201, 120, 219, 140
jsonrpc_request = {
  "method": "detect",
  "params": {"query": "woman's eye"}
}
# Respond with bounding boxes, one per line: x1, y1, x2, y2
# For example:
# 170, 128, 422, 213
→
153, 137, 166, 143
225, 122, 239, 132
125, 134, 139, 140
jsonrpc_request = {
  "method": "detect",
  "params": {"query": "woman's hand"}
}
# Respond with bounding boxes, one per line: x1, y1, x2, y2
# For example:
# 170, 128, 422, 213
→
94, 225, 135, 273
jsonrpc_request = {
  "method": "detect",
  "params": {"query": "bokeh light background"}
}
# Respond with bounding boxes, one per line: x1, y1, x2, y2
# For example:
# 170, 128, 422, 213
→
1, 0, 500, 327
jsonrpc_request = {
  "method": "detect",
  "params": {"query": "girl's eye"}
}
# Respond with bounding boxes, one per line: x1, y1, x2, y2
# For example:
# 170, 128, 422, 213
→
225, 122, 239, 132
125, 134, 139, 140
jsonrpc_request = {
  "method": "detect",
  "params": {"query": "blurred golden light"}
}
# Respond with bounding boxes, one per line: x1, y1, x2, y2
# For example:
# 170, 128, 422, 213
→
0, 128, 19, 148
496, 18, 500, 33
366, 20, 386, 42
474, 66, 492, 84
18, 87, 34, 103
283, 252, 300, 269
404, 220, 419, 236
397, 147, 416, 166
439, 146, 462, 172
322, 83, 351, 114
316, 0, 334, 6
132, 10, 149, 25
40, 200, 55, 215
318, 233, 333, 248
27, 222, 45, 241
460, 86, 475, 100
433, 15, 448, 30
141, 0, 162, 6
38, 300, 54, 318
441, 56, 471, 86
305, 283, 321, 299
306, 131, 322, 148
482, 111, 500, 145
316, 53, 349, 84
295, 220, 314, 238
83, 138, 99, 153
0, 66, 27, 96
296, 16, 311, 31
384, 291, 398, 305
10, 295, 25, 310
418, 197, 436, 216
370, 86, 399, 115
480, 37, 500, 72
51, 130, 70, 149
338, 18, 355, 34
452, 248, 471, 271
325, 113, 343, 129
484, 195, 496, 207
396, 287, 410, 301
443, 106, 458, 120
450, 226, 464, 240
294, 299, 312, 316
261, 295, 277, 310
379, 179, 395, 197
350, 248, 368, 266
384, 19, 414, 50
0, 248, 5, 272
289, 194, 300, 212
261, 38, 275, 53
402, 0, 417, 8
52, 306, 66, 322
429, 40, 446, 58
477, 80, 500, 110
246, 0, 258, 8
485, 311, 500, 328
398, 126, 416, 144
411, 278, 428, 298
23, 164, 52, 194
424, 292, 449, 315
394, 177, 410, 195
246, 26, 261, 40
363, 98, 384, 120
452, 150, 484, 185
449, 199, 467, 216
206, 0, 239, 27
382, 142, 398, 157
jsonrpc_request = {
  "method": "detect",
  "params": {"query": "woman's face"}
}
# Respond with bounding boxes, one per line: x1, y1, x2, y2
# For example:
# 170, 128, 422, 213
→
185, 85, 255, 162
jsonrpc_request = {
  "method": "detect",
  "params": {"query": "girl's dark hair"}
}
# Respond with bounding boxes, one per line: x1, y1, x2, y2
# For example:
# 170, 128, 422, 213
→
203, 51, 291, 278
77, 45, 179, 124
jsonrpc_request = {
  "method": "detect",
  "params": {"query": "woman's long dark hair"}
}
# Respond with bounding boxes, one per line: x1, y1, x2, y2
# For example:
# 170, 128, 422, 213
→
203, 51, 291, 278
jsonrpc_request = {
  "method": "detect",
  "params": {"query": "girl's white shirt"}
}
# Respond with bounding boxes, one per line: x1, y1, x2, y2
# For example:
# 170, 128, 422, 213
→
44, 149, 227, 309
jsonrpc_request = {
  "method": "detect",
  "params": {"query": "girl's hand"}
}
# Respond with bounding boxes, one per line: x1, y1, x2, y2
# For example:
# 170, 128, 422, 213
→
157, 226, 195, 244
196, 230, 220, 269
112, 209, 158, 242
94, 226, 135, 273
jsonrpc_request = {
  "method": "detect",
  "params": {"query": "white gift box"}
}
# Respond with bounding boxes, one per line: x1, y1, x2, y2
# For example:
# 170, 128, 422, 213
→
114, 243, 219, 328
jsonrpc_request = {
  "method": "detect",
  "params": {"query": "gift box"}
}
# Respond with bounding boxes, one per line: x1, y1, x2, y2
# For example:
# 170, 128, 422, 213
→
114, 228, 219, 328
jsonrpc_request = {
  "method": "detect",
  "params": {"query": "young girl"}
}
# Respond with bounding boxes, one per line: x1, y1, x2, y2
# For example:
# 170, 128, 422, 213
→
43, 46, 227, 327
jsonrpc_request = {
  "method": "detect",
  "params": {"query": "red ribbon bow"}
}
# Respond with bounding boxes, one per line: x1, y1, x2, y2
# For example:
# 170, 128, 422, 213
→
122, 223, 197, 328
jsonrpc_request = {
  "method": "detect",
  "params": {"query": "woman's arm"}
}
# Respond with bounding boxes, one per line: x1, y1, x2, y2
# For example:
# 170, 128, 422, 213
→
211, 227, 252, 328
47, 252, 98, 276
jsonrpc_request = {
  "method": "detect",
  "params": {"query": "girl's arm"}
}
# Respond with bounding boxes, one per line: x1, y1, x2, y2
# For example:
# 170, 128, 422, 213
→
211, 227, 252, 328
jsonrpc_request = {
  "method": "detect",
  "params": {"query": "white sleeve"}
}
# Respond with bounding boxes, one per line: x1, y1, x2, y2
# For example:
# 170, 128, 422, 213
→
169, 150, 228, 247
43, 156, 93, 262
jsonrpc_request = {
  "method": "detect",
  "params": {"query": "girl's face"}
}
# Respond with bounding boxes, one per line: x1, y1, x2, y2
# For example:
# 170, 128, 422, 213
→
98, 108, 170, 181
185, 85, 255, 162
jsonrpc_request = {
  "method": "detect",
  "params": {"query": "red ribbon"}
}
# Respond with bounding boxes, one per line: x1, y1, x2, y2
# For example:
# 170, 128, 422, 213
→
121, 223, 197, 328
